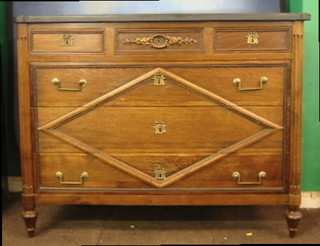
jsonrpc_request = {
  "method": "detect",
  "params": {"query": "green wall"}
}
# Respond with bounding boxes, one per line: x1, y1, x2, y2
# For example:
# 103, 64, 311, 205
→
301, 0, 320, 191
288, 0, 320, 191
0, 2, 21, 177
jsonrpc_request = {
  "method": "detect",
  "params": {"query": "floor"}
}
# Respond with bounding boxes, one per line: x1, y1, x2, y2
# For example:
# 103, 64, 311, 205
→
2, 193, 320, 245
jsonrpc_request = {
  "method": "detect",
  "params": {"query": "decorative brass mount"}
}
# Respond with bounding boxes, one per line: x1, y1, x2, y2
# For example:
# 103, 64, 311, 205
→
55, 171, 88, 185
232, 171, 266, 185
51, 78, 87, 91
123, 34, 197, 49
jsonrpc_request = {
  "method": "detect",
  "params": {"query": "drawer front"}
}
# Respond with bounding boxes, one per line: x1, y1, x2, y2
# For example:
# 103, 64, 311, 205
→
214, 28, 291, 52
30, 29, 105, 54
38, 150, 283, 190
39, 106, 267, 150
116, 28, 203, 53
33, 65, 286, 107
37, 107, 284, 153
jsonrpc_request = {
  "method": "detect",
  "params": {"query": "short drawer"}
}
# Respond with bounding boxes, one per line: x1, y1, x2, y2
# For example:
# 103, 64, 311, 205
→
30, 29, 105, 54
214, 28, 291, 52
116, 28, 203, 53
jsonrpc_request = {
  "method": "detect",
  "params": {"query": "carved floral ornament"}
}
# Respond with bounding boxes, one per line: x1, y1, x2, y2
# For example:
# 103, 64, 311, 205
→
123, 34, 197, 49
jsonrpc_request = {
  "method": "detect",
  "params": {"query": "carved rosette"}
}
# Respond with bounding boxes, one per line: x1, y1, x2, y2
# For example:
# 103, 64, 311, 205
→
123, 34, 197, 49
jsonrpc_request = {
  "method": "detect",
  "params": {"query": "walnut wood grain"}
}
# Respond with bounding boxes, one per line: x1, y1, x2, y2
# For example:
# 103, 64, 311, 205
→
215, 28, 291, 52
30, 29, 105, 54
33, 65, 287, 107
38, 151, 283, 190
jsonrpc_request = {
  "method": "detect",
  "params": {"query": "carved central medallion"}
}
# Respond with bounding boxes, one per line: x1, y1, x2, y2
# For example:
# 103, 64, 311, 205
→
123, 34, 197, 49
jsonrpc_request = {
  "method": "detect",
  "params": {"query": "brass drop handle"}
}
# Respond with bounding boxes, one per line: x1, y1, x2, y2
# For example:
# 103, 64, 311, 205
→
55, 171, 88, 185
51, 78, 87, 91
232, 171, 266, 185
233, 76, 268, 91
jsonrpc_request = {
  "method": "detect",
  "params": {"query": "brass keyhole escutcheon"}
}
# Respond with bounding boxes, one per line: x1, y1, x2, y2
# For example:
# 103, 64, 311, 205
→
246, 31, 259, 45
154, 167, 167, 180
153, 73, 166, 86
153, 121, 167, 134
62, 34, 73, 46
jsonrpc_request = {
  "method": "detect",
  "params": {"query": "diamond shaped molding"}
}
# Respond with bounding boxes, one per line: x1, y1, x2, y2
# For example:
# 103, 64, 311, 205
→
38, 67, 283, 188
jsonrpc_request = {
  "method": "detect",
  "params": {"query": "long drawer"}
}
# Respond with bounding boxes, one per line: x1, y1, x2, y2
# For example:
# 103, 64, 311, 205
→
33, 65, 287, 107
38, 148, 284, 190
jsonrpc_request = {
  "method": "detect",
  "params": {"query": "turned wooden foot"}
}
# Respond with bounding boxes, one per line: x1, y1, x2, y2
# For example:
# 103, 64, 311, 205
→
285, 206, 302, 238
22, 210, 38, 237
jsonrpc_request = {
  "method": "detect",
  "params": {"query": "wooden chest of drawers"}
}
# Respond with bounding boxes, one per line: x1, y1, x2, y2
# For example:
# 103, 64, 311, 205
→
16, 13, 310, 237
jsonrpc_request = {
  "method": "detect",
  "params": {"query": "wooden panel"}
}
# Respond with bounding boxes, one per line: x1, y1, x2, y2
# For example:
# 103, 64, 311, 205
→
35, 193, 289, 206
166, 66, 286, 106
168, 152, 284, 189
38, 128, 284, 154
30, 29, 105, 54
116, 28, 203, 53
33, 65, 286, 107
214, 28, 291, 52
33, 67, 153, 106
38, 153, 151, 189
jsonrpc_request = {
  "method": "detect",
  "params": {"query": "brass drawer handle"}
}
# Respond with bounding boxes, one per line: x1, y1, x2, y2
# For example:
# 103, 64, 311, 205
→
233, 76, 268, 91
232, 171, 266, 185
55, 171, 88, 185
51, 78, 87, 91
